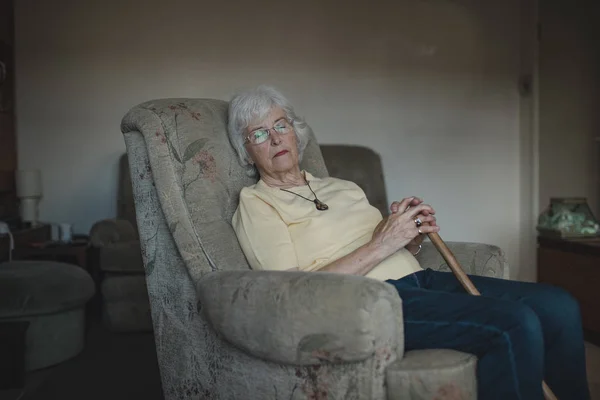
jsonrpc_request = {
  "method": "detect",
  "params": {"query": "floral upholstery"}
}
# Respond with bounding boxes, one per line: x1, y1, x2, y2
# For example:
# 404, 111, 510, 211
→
121, 98, 507, 399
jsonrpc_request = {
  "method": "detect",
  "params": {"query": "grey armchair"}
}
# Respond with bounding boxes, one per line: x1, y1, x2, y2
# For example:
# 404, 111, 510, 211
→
121, 98, 508, 400
89, 155, 152, 332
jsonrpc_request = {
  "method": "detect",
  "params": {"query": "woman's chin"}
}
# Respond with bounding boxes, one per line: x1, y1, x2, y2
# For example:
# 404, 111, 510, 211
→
271, 157, 296, 172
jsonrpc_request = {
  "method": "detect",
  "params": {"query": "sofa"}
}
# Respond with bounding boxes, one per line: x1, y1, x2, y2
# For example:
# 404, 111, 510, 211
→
120, 98, 508, 399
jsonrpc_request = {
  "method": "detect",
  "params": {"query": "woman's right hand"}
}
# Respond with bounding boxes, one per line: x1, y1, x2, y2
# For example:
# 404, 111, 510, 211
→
370, 197, 440, 257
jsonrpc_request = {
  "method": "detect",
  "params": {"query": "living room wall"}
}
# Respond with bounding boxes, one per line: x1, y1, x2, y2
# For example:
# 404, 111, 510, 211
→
0, 0, 17, 219
15, 0, 534, 278
538, 0, 600, 215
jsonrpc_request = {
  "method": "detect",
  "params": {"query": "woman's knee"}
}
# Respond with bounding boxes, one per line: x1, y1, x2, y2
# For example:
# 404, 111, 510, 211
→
530, 284, 582, 323
505, 304, 544, 346
547, 285, 580, 314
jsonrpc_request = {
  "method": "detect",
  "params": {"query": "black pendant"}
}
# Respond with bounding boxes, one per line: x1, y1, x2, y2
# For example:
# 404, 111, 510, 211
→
314, 199, 329, 211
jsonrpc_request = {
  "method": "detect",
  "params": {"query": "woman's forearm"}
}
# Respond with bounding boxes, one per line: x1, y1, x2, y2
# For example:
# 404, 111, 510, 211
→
405, 242, 420, 255
317, 199, 437, 276
317, 241, 390, 276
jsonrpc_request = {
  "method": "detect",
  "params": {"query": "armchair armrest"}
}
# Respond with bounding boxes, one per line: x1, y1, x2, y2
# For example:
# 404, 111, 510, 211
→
89, 218, 138, 247
417, 241, 509, 279
197, 270, 403, 366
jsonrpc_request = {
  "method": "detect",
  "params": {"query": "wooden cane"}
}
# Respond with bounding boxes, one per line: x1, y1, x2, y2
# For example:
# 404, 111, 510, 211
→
426, 231, 558, 400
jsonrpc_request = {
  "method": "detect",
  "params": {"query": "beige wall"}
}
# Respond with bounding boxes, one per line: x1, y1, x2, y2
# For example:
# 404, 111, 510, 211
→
15, 0, 533, 277
538, 0, 600, 216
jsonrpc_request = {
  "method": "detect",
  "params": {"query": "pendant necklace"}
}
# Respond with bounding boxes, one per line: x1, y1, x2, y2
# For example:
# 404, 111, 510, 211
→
280, 178, 329, 211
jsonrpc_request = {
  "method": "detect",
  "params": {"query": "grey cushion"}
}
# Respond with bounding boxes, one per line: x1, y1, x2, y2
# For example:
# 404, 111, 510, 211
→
386, 349, 477, 400
0, 261, 95, 318
418, 241, 509, 279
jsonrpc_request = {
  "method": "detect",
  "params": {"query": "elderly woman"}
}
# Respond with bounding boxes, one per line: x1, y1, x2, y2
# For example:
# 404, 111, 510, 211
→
227, 85, 590, 400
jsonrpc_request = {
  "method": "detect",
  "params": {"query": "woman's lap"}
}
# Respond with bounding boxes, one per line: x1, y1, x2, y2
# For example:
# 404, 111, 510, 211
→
386, 268, 590, 400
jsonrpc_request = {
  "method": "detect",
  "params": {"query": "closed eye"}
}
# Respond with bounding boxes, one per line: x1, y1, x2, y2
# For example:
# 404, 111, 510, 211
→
253, 130, 268, 140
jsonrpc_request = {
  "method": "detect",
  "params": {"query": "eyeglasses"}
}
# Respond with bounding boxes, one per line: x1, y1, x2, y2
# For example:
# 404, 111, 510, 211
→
244, 118, 293, 145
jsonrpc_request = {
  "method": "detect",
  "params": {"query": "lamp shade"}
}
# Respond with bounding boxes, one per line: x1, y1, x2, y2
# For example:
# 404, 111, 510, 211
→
15, 170, 42, 198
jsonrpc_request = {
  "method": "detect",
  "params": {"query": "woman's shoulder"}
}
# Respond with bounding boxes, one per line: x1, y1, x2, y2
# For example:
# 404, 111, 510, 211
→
234, 185, 278, 224
237, 171, 362, 203
305, 171, 357, 188
239, 184, 266, 201
238, 182, 279, 208
318, 175, 363, 192
239, 183, 259, 195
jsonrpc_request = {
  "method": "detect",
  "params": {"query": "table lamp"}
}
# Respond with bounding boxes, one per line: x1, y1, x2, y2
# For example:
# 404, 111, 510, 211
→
15, 169, 43, 227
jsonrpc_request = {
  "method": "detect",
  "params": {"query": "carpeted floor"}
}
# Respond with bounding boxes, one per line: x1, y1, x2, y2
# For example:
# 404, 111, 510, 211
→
1, 320, 599, 400
0, 316, 163, 400
587, 341, 600, 399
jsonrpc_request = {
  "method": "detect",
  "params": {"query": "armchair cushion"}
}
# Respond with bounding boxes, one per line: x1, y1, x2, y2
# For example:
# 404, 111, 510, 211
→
386, 349, 477, 400
417, 241, 509, 279
197, 270, 404, 366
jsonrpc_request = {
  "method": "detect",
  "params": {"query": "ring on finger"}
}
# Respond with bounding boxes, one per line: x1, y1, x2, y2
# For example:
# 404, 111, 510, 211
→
414, 217, 423, 227
418, 228, 423, 235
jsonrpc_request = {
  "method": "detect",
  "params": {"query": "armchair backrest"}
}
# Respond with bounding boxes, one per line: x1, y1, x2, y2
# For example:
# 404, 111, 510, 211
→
321, 145, 389, 217
117, 144, 389, 241
117, 144, 389, 236
121, 99, 328, 282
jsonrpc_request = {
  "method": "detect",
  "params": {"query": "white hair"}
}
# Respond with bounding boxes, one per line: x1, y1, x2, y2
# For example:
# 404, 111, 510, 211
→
227, 85, 310, 176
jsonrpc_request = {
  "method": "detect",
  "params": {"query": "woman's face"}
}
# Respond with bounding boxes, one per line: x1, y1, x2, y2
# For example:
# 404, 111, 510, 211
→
244, 106, 299, 177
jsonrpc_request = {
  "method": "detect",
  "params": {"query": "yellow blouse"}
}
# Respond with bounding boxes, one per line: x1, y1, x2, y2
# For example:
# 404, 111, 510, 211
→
232, 171, 422, 281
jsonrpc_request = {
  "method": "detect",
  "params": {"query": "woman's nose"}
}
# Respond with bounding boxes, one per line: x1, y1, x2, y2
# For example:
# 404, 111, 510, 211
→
270, 129, 282, 145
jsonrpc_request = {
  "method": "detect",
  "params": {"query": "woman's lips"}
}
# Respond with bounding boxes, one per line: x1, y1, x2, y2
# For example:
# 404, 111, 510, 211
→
274, 150, 289, 157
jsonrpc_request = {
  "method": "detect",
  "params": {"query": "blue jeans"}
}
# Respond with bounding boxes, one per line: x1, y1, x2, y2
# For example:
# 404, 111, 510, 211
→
386, 269, 590, 400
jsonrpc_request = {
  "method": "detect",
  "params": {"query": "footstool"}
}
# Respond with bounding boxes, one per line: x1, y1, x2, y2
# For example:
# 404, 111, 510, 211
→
0, 260, 95, 371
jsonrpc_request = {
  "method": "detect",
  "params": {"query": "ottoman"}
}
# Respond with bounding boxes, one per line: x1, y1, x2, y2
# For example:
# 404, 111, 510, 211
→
0, 260, 95, 371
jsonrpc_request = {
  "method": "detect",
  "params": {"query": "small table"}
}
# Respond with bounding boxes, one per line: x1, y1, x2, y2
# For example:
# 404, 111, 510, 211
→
538, 236, 600, 335
0, 224, 52, 262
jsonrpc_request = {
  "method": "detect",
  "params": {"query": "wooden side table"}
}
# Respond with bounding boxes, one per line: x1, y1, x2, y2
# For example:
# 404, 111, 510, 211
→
0, 223, 51, 262
13, 240, 90, 272
537, 236, 600, 335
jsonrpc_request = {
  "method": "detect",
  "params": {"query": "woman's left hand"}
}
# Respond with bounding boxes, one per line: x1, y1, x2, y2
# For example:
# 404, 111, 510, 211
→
389, 197, 438, 248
